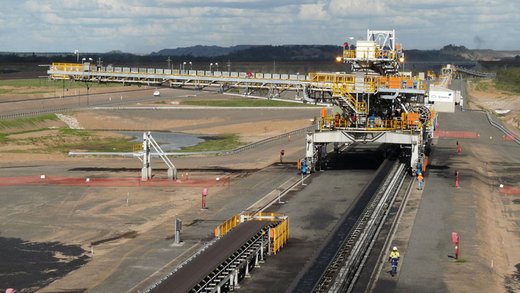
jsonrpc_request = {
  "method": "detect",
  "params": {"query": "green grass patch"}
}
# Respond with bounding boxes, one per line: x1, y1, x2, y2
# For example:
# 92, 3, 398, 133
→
495, 68, 520, 93
18, 90, 54, 94
179, 134, 243, 152
474, 80, 489, 91
0, 133, 7, 143
0, 89, 13, 94
0, 114, 58, 129
10, 127, 52, 135
51, 136, 135, 153
0, 126, 135, 153
18, 128, 133, 153
181, 98, 315, 107
454, 258, 468, 264
54, 128, 135, 152
58, 128, 91, 137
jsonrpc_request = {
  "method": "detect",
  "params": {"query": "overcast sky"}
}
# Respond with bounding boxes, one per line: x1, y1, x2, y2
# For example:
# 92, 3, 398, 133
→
1, 0, 518, 53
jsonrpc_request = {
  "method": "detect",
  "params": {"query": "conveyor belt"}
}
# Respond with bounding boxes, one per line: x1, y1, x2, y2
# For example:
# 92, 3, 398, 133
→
287, 159, 394, 292
151, 221, 273, 293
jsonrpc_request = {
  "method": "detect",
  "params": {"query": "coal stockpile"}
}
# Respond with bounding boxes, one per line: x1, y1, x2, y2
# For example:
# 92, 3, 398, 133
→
0, 237, 89, 292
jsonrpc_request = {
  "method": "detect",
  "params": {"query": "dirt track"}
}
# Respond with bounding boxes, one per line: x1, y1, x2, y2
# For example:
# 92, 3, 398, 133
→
0, 88, 320, 292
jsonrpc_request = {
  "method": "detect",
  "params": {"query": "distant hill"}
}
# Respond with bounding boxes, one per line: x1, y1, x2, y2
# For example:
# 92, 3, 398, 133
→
152, 45, 255, 57
150, 44, 518, 62
1, 44, 519, 76
226, 45, 342, 61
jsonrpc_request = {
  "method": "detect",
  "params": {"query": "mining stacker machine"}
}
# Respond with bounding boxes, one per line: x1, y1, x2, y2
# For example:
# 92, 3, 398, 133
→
47, 29, 435, 174
304, 29, 434, 175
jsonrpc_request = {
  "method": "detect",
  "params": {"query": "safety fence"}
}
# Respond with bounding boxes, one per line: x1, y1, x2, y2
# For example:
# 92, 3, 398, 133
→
214, 212, 289, 255
0, 108, 73, 120
269, 217, 289, 255
215, 212, 288, 237
309, 72, 427, 92
50, 62, 309, 81
320, 112, 423, 132
485, 112, 520, 145
214, 215, 241, 238
218, 125, 316, 156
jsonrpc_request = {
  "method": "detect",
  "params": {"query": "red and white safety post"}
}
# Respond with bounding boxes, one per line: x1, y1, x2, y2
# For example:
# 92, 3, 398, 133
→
202, 188, 208, 209
455, 171, 460, 188
451, 232, 460, 259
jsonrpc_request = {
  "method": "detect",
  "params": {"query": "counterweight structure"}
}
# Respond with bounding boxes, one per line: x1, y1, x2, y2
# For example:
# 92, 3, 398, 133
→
47, 30, 434, 173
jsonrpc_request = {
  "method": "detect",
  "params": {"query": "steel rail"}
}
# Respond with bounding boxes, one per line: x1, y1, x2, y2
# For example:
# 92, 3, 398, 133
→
364, 172, 414, 293
341, 163, 406, 292
286, 159, 394, 292
313, 161, 406, 292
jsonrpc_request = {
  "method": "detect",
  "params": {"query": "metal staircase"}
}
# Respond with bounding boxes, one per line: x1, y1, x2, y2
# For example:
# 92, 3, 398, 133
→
332, 83, 367, 114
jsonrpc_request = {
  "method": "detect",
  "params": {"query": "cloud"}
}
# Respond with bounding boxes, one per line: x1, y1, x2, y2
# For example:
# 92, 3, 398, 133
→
0, 0, 517, 52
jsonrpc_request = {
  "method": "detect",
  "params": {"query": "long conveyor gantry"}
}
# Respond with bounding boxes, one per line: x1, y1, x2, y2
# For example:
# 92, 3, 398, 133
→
47, 29, 436, 174
145, 214, 289, 293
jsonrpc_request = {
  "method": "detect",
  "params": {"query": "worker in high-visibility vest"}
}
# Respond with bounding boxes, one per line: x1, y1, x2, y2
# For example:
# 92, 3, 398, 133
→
389, 246, 400, 261
389, 246, 400, 276
417, 173, 424, 190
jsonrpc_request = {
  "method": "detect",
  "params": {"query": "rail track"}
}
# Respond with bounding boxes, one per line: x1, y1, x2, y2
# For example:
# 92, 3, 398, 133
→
139, 156, 410, 293
288, 158, 410, 292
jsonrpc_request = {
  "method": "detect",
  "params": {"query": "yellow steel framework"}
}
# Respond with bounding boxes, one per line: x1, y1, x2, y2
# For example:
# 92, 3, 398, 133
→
319, 110, 430, 132
269, 217, 289, 255
214, 215, 241, 237
332, 83, 367, 113
309, 72, 426, 92
50, 63, 83, 72
214, 212, 289, 254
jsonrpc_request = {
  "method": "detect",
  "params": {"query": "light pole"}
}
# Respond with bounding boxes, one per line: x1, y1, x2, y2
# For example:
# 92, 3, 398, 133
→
399, 56, 405, 73
74, 50, 79, 63
86, 82, 90, 106
183, 62, 187, 73
189, 61, 192, 71
210, 63, 213, 72
166, 56, 171, 70
215, 62, 218, 72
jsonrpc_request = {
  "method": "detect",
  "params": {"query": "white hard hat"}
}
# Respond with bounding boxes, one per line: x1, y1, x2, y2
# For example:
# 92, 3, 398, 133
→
393, 246, 398, 251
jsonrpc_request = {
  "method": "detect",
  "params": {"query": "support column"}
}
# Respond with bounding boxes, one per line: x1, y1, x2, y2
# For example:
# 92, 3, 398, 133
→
167, 168, 175, 180
305, 132, 314, 172
141, 132, 152, 181
234, 270, 240, 288
410, 142, 419, 173
260, 238, 265, 262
